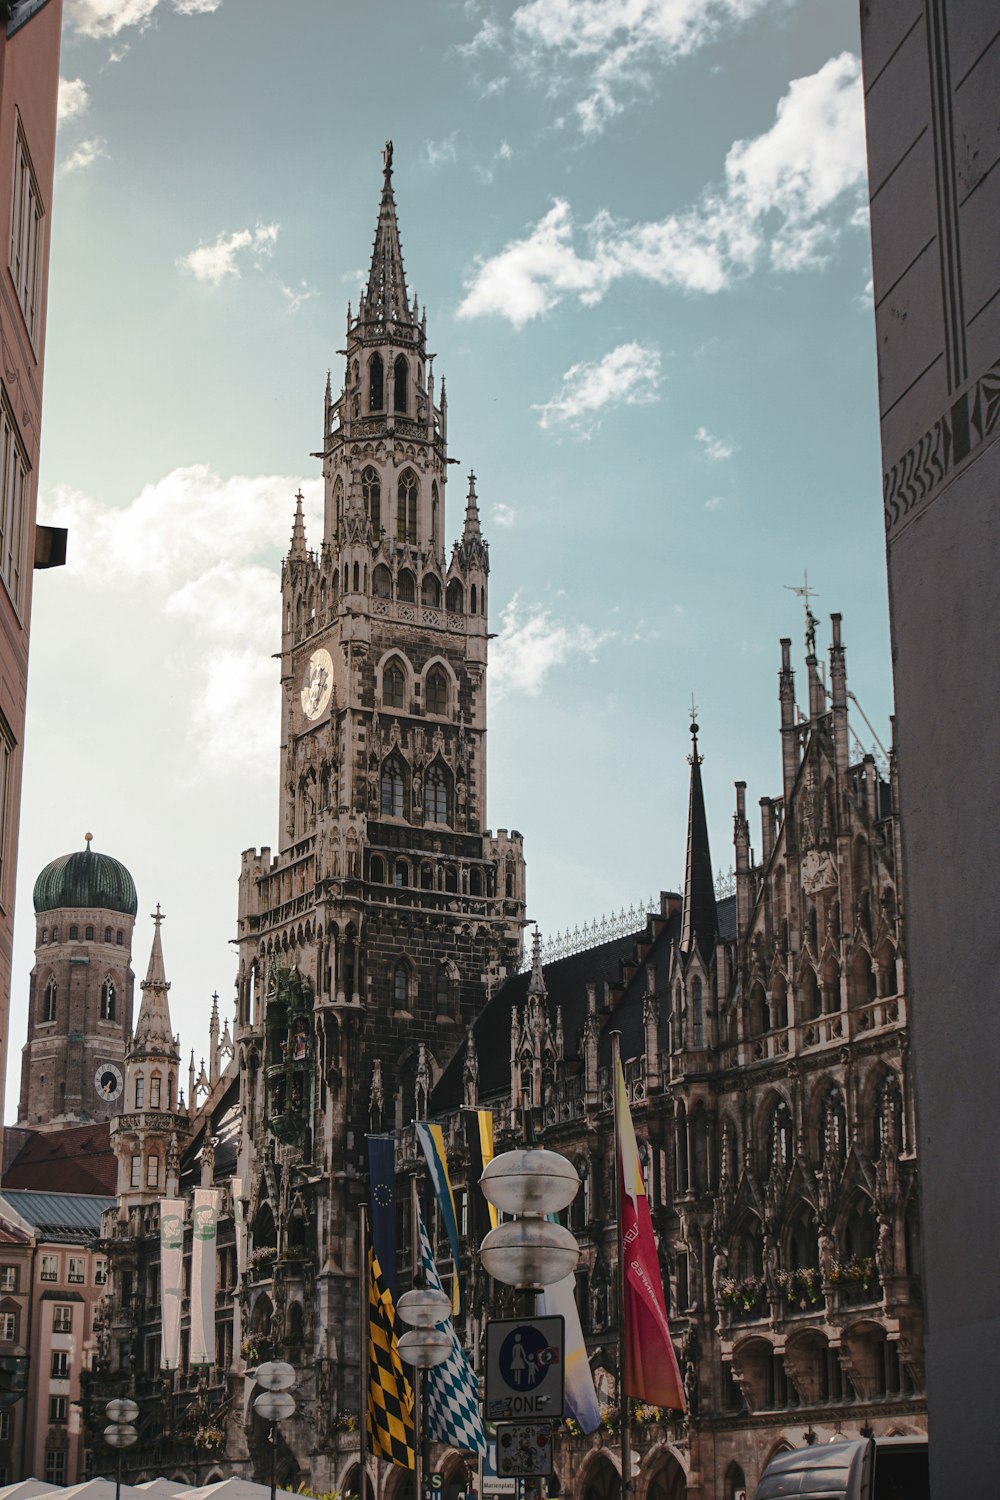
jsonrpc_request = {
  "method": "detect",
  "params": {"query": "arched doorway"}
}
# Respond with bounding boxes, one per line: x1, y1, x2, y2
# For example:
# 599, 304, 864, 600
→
341, 1463, 375, 1500
580, 1452, 619, 1500
645, 1452, 686, 1500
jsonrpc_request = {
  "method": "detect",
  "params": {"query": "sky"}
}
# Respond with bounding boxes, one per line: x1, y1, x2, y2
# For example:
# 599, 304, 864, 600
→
9, 0, 894, 1115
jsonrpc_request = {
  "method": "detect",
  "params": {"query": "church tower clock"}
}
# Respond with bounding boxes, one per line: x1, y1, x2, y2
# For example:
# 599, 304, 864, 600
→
234, 144, 525, 1425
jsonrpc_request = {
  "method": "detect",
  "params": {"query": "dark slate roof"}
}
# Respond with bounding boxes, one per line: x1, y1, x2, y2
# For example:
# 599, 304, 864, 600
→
33, 844, 138, 916
180, 1077, 241, 1193
718, 893, 737, 942
3, 1122, 117, 1195
6, 0, 54, 38
0, 1189, 114, 1243
434, 914, 678, 1111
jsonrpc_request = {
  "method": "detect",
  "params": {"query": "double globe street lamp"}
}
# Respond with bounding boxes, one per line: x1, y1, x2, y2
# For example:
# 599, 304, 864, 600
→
253, 1360, 297, 1500
396, 1287, 452, 1500
479, 1149, 580, 1293
104, 1398, 139, 1500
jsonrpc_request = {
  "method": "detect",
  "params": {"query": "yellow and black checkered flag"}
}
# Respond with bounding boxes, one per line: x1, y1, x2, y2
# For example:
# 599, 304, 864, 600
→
367, 1247, 415, 1470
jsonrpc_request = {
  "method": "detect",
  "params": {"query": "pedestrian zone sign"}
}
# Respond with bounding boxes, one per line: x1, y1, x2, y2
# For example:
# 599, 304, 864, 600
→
485, 1315, 565, 1421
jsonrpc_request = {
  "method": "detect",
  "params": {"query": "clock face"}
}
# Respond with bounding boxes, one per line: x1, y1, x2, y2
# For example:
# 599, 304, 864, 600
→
95, 1062, 124, 1102
301, 649, 334, 721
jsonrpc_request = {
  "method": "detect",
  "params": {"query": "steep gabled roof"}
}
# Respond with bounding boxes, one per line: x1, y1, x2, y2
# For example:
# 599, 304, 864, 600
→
3, 1122, 117, 1195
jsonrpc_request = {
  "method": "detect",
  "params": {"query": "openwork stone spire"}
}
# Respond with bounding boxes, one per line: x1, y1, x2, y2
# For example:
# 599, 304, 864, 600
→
362, 140, 412, 328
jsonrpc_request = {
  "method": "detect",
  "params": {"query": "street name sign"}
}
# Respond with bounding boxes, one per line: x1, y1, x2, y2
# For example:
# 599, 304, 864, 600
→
485, 1315, 565, 1421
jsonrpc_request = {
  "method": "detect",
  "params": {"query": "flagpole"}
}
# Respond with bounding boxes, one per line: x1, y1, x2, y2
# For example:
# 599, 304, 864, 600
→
611, 1031, 631, 1500
358, 1202, 369, 1500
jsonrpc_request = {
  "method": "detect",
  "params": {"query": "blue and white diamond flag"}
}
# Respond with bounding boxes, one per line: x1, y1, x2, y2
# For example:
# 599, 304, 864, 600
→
418, 1207, 486, 1454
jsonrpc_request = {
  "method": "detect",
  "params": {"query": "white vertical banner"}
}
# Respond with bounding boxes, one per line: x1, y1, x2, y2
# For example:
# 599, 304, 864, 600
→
190, 1188, 220, 1366
159, 1199, 185, 1370
232, 1178, 246, 1278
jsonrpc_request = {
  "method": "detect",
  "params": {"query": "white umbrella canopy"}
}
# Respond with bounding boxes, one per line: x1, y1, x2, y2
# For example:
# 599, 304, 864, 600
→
60, 1482, 151, 1500
135, 1485, 190, 1496
0, 1482, 60, 1500
179, 1482, 303, 1500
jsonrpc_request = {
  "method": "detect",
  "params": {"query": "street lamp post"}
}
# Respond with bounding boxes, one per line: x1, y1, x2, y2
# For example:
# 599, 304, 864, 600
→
479, 1149, 580, 1297
253, 1360, 296, 1500
396, 1288, 452, 1500
104, 1398, 139, 1500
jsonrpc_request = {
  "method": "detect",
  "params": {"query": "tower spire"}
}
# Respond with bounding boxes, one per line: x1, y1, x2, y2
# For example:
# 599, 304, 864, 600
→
463, 470, 482, 539
680, 710, 718, 960
133, 904, 175, 1051
289, 489, 307, 559
363, 140, 411, 327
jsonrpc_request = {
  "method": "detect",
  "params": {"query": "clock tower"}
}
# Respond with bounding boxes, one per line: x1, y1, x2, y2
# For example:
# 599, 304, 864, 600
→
234, 144, 525, 1426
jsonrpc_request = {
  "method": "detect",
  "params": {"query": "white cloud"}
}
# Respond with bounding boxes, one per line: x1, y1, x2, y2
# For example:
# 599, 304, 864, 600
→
704, 495, 723, 511
459, 54, 866, 326
41, 465, 321, 779
57, 78, 90, 124
511, 0, 777, 133
67, 0, 219, 37
58, 138, 108, 176
476, 139, 515, 185
535, 342, 662, 436
281, 281, 319, 314
493, 503, 518, 528
490, 594, 614, 699
425, 134, 459, 168
178, 222, 280, 286
695, 426, 735, 461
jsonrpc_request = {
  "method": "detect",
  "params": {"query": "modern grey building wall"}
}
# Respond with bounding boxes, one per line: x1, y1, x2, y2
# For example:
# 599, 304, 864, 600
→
859, 3, 1000, 1489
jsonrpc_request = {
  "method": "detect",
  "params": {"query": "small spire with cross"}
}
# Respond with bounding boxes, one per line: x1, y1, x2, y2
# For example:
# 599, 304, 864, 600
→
784, 570, 820, 656
151, 902, 164, 929
688, 695, 703, 766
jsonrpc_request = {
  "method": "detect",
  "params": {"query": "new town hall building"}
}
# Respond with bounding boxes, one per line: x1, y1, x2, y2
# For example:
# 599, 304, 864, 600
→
6, 152, 925, 1499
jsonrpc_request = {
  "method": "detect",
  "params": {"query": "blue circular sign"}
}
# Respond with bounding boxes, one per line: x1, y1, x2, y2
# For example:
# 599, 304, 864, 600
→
498, 1325, 550, 1391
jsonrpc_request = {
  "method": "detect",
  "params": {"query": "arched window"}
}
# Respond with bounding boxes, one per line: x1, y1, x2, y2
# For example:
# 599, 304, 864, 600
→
85, 926, 95, 942
42, 979, 57, 1023
424, 763, 450, 823
444, 865, 458, 894
393, 962, 410, 1008
104, 926, 112, 943
362, 467, 381, 531
470, 868, 483, 897
397, 570, 416, 603
431, 481, 439, 544
150, 1075, 161, 1109
369, 353, 384, 411
446, 579, 464, 614
470, 584, 478, 615
436, 969, 452, 1016
426, 669, 448, 715
420, 863, 434, 890
69, 925, 79, 940
421, 574, 441, 607
380, 757, 405, 817
370, 855, 386, 884
821, 1086, 846, 1162
51, 927, 59, 943
373, 564, 392, 599
41, 927, 48, 943
394, 355, 408, 414
397, 470, 418, 543
691, 977, 704, 1047
100, 980, 116, 1022
394, 859, 409, 888
116, 930, 123, 946
353, 561, 361, 591
383, 660, 405, 709
135, 1075, 145, 1110
333, 475, 344, 528
147, 1154, 159, 1188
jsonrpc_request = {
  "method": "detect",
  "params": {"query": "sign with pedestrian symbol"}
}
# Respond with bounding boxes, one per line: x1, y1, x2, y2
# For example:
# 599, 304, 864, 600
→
485, 1316, 565, 1420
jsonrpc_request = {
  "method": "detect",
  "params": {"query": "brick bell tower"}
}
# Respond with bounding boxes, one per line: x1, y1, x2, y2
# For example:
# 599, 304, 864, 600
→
233, 143, 525, 1440
18, 836, 136, 1130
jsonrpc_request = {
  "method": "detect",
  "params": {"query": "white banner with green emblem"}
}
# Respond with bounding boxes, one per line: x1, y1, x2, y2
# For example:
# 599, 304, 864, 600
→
191, 1188, 220, 1366
159, 1199, 185, 1370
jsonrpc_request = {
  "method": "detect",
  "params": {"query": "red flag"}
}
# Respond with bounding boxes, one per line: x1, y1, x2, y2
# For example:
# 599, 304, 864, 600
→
615, 1058, 686, 1410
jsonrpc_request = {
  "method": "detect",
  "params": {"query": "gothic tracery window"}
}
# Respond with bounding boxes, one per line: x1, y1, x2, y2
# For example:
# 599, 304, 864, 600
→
373, 563, 392, 599
424, 763, 450, 823
425, 669, 448, 715
394, 355, 408, 414
393, 961, 410, 1009
397, 569, 416, 603
383, 661, 405, 709
100, 980, 116, 1022
397, 470, 418, 543
369, 353, 384, 412
691, 977, 704, 1047
380, 757, 405, 818
42, 979, 56, 1023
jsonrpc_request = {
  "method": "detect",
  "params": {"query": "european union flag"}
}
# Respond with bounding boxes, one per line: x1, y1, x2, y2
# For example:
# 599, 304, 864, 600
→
368, 1135, 398, 1302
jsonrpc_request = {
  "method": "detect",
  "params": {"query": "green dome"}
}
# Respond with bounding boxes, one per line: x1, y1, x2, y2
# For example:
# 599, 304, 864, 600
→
33, 841, 138, 917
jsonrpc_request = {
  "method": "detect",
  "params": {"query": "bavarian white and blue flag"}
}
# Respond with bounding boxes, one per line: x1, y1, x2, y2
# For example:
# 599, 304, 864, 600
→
417, 1206, 486, 1454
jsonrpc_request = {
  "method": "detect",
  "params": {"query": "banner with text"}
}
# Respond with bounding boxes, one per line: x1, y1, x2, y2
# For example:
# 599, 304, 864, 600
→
190, 1188, 221, 1366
